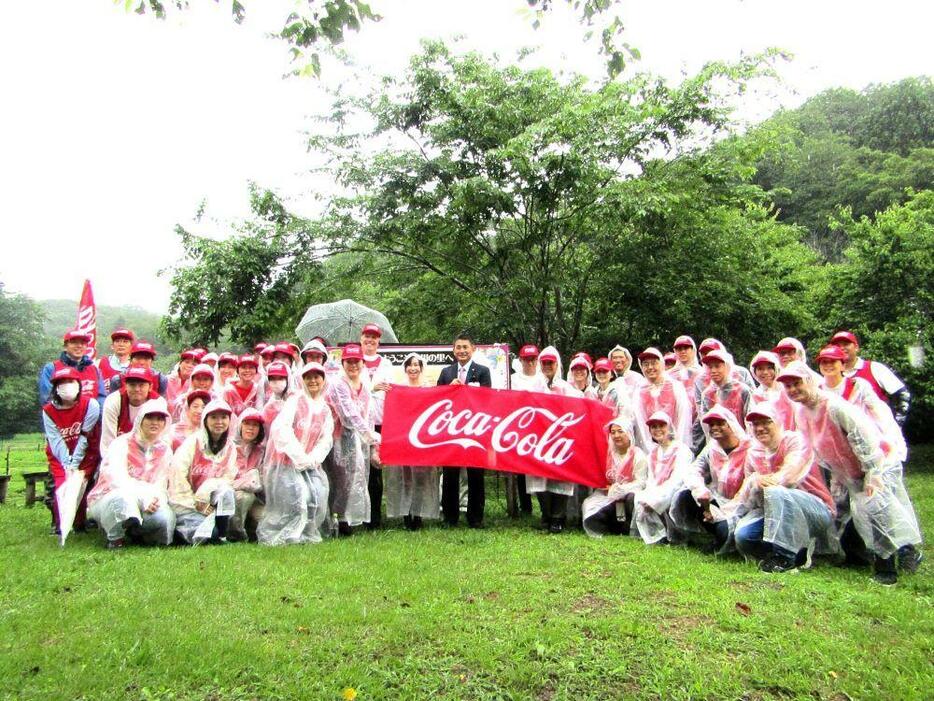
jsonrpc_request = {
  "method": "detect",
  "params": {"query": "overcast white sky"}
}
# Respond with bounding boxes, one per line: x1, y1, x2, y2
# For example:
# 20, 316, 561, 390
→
1, 0, 931, 314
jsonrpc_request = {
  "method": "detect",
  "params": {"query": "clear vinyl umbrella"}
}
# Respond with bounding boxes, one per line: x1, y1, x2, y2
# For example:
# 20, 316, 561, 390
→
295, 299, 398, 345
57, 469, 88, 547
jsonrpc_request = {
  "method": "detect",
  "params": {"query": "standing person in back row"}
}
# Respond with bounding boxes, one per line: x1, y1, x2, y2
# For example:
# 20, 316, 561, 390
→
96, 328, 135, 390
829, 331, 911, 427
360, 323, 393, 530
437, 333, 492, 528
38, 329, 107, 406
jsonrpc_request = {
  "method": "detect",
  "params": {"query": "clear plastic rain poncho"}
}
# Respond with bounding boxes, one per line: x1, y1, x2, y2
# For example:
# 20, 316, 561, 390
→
229, 409, 267, 541
257, 375, 333, 545
633, 350, 692, 452
749, 351, 796, 431
86, 397, 176, 545
694, 351, 753, 451
822, 375, 908, 462
383, 353, 441, 520
581, 418, 648, 537
608, 345, 648, 401
634, 411, 692, 544
223, 372, 266, 417
171, 363, 219, 422
691, 339, 755, 411
670, 405, 752, 538
774, 337, 823, 382
732, 402, 839, 559
789, 371, 921, 559
169, 399, 239, 544
326, 363, 379, 526
526, 346, 581, 497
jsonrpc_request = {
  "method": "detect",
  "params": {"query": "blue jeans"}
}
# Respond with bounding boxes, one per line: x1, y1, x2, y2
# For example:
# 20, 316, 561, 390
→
735, 518, 796, 560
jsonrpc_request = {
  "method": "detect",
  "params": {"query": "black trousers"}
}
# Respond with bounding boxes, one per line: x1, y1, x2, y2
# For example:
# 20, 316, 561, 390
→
367, 424, 383, 527
516, 474, 533, 513
442, 467, 485, 526
672, 490, 729, 546
535, 491, 570, 525
587, 493, 636, 535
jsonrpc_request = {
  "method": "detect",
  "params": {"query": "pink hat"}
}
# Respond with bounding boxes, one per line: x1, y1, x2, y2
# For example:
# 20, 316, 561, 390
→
593, 358, 613, 373
63, 329, 90, 343
190, 363, 215, 379
301, 361, 327, 376
110, 328, 134, 341
772, 338, 799, 354
191, 348, 207, 361
569, 355, 591, 370
776, 361, 813, 383
745, 402, 779, 423
673, 335, 695, 350
698, 338, 723, 355
638, 347, 664, 362
273, 342, 297, 358
701, 405, 736, 425
253, 342, 268, 353
180, 349, 199, 361
186, 389, 212, 406
341, 344, 363, 362
124, 367, 153, 384
51, 367, 81, 383
265, 361, 290, 379
830, 331, 859, 346
572, 351, 593, 365
518, 344, 540, 359
361, 323, 382, 338
701, 349, 730, 366
816, 345, 847, 363
259, 345, 276, 358
201, 352, 219, 365
239, 408, 265, 425
750, 351, 779, 368
663, 352, 677, 366
130, 341, 157, 358
238, 354, 259, 368
538, 348, 560, 363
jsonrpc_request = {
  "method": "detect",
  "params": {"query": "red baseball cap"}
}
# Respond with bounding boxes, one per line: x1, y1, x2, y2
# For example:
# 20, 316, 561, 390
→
701, 349, 730, 366
830, 331, 859, 346
130, 341, 157, 358
569, 355, 592, 370
518, 344, 540, 359
638, 347, 664, 362
361, 323, 382, 338
124, 367, 153, 384
646, 410, 672, 426
816, 345, 847, 363
110, 328, 134, 341
253, 342, 268, 353
217, 352, 239, 367
301, 361, 327, 377
750, 351, 778, 368
63, 329, 90, 343
538, 348, 560, 363
341, 344, 363, 362
663, 352, 677, 365
265, 361, 290, 379
259, 345, 276, 358
776, 362, 813, 383
238, 354, 259, 368
186, 389, 212, 406
697, 338, 723, 355
746, 403, 779, 423
239, 408, 265, 425
772, 338, 799, 354
191, 348, 207, 361
273, 342, 297, 358
179, 349, 199, 361
51, 367, 81, 383
673, 335, 695, 350
191, 363, 215, 379
593, 358, 613, 373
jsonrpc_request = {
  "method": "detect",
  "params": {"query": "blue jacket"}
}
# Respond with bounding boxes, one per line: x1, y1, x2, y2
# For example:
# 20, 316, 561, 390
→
38, 352, 107, 406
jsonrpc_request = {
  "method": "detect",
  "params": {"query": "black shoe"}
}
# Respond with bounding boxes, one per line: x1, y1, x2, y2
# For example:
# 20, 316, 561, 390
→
208, 536, 228, 545
411, 516, 423, 531
123, 517, 143, 540
106, 539, 125, 550
872, 555, 897, 585
467, 521, 484, 530
50, 525, 61, 536
365, 521, 380, 531
548, 519, 564, 534
403, 515, 414, 530
338, 521, 353, 537
898, 545, 923, 574
759, 554, 798, 573
872, 570, 898, 586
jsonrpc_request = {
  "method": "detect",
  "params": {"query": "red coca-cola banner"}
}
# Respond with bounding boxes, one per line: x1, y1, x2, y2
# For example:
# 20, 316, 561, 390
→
381, 385, 614, 488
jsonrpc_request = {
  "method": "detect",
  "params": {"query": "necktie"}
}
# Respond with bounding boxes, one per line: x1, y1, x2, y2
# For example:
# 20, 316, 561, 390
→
458, 365, 467, 383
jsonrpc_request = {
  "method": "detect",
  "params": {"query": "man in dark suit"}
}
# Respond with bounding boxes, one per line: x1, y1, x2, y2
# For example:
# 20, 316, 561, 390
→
436, 332, 492, 528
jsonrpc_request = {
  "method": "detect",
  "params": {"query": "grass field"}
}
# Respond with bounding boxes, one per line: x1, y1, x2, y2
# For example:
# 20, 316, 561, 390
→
0, 437, 930, 701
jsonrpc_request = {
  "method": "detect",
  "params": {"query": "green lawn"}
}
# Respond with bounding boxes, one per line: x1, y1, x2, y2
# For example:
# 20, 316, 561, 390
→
0, 440, 930, 701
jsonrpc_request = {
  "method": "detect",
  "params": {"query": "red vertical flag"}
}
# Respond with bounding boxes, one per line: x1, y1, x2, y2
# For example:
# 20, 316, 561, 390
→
76, 279, 97, 361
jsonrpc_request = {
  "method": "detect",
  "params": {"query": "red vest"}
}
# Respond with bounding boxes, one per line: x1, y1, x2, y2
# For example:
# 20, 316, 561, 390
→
853, 360, 886, 401
53, 359, 101, 401
97, 356, 126, 385
116, 388, 160, 439
43, 396, 100, 473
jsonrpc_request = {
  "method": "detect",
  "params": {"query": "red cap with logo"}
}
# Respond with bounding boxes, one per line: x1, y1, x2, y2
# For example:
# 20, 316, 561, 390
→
538, 348, 560, 363
265, 361, 290, 379
186, 389, 212, 406
697, 338, 723, 355
301, 361, 327, 376
218, 352, 240, 367
673, 335, 695, 350
239, 408, 266, 425
341, 344, 363, 362
238, 354, 259, 368
63, 329, 91, 343
253, 342, 268, 353
51, 367, 81, 383
273, 342, 297, 358
830, 331, 859, 346
701, 349, 730, 366
110, 328, 134, 341
519, 344, 540, 359
593, 358, 613, 373
361, 324, 382, 338
130, 341, 157, 358
638, 347, 664, 362
663, 352, 677, 366
124, 367, 153, 384
260, 345, 276, 358
180, 349, 199, 361
817, 345, 847, 363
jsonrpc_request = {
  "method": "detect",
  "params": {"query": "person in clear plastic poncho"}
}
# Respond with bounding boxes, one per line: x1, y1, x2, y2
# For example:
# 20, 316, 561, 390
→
581, 418, 648, 537
326, 344, 380, 535
169, 398, 239, 545
633, 410, 692, 545
86, 397, 175, 548
528, 346, 583, 533
777, 362, 922, 585
228, 408, 267, 541
731, 401, 838, 573
693, 349, 753, 453
669, 405, 751, 554
383, 353, 440, 530
257, 362, 333, 545
748, 351, 795, 432
632, 348, 692, 452
608, 345, 648, 402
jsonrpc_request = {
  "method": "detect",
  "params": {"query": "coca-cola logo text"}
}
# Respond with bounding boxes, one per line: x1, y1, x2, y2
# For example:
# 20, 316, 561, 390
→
409, 399, 584, 466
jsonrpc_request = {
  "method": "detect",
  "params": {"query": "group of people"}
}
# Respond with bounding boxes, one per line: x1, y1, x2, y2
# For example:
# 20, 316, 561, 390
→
37, 323, 922, 585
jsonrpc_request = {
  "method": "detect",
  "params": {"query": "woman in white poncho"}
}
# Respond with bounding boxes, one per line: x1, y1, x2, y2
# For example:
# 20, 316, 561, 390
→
257, 361, 333, 545
634, 410, 692, 545
383, 353, 440, 530
86, 397, 176, 548
169, 399, 238, 544
326, 343, 380, 535
581, 417, 648, 537
228, 408, 267, 541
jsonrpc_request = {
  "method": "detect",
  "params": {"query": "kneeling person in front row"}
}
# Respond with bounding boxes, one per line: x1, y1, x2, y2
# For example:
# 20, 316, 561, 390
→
582, 418, 648, 537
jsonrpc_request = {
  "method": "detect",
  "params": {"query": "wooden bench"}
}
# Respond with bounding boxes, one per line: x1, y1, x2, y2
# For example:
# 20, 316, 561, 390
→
0, 474, 9, 504
22, 471, 51, 508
